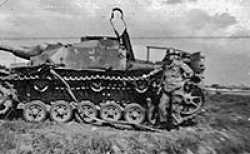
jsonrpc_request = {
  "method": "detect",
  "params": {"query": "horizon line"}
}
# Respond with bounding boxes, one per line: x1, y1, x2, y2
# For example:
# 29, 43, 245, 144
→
1, 36, 250, 40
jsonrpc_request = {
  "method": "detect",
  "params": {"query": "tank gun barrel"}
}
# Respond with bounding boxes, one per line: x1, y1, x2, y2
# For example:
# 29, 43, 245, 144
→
0, 45, 32, 60
0, 46, 13, 52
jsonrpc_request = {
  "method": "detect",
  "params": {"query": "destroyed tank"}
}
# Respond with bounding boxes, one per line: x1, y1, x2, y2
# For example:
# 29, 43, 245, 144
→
0, 8, 205, 127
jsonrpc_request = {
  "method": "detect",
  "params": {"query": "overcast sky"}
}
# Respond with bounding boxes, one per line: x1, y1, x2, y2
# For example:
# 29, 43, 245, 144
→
0, 0, 249, 37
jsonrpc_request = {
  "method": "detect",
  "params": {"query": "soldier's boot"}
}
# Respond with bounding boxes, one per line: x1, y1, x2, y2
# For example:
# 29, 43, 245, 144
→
146, 98, 156, 126
171, 94, 184, 126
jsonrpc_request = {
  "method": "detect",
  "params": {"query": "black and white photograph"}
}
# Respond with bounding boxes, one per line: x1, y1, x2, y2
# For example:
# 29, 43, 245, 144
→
0, 0, 249, 153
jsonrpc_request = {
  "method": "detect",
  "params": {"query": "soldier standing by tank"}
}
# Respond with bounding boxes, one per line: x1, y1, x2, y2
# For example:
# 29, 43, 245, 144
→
157, 53, 194, 129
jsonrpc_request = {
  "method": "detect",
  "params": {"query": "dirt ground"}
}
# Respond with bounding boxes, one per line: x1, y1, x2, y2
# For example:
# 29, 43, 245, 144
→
0, 94, 250, 154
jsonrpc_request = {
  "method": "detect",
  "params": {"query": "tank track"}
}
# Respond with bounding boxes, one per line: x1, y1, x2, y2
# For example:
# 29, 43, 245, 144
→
0, 65, 204, 130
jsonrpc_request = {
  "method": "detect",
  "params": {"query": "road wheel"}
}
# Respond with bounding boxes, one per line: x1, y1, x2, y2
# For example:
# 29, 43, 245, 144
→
76, 100, 97, 123
23, 100, 47, 122
124, 103, 145, 124
50, 100, 72, 123
100, 102, 122, 121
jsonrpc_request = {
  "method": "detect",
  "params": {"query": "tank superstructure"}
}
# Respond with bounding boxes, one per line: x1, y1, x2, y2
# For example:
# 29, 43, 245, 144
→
0, 8, 205, 128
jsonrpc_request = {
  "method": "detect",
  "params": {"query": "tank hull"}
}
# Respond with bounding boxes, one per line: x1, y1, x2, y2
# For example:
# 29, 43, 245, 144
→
0, 62, 204, 128
11, 67, 161, 105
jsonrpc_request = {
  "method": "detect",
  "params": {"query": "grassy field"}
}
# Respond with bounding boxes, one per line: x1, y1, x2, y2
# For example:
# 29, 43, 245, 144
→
0, 94, 250, 154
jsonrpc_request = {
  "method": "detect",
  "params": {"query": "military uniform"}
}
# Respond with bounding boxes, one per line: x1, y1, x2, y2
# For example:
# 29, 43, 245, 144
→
158, 59, 193, 124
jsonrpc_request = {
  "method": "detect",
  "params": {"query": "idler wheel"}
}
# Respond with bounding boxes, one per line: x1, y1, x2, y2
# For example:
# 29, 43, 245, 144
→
23, 100, 47, 122
170, 85, 204, 125
181, 85, 204, 115
100, 102, 122, 121
124, 103, 145, 124
50, 100, 72, 123
76, 101, 97, 123
181, 93, 203, 115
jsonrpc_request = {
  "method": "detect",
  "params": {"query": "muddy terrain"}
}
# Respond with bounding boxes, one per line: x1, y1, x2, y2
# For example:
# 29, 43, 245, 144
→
0, 93, 250, 154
